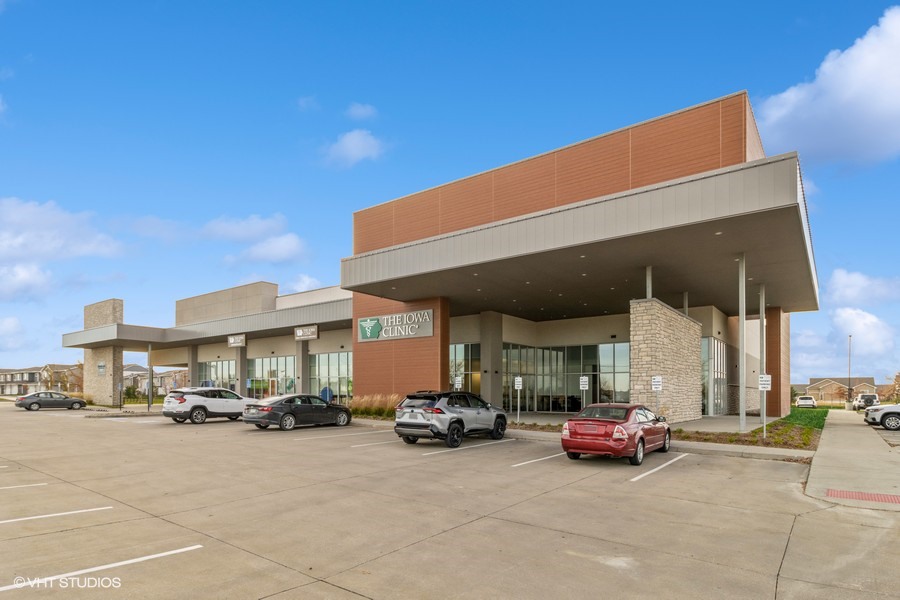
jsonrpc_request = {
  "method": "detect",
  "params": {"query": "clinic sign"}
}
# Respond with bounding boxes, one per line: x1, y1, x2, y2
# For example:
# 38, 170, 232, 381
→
358, 309, 434, 342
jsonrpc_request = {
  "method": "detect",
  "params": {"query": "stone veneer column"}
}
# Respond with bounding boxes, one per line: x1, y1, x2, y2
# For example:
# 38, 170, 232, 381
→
629, 298, 702, 423
83, 299, 124, 406
479, 311, 503, 407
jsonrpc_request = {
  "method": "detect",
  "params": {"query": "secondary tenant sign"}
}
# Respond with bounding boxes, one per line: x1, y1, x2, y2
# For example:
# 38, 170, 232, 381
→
358, 309, 434, 342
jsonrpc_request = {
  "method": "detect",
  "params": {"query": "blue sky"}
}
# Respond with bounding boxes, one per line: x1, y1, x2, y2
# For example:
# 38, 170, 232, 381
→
1, 1, 899, 384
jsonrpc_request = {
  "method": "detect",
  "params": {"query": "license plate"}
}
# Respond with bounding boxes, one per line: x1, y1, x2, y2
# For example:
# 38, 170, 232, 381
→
582, 425, 597, 433
246, 408, 257, 414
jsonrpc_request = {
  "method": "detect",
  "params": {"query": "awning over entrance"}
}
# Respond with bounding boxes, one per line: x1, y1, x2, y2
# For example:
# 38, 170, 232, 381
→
341, 153, 817, 319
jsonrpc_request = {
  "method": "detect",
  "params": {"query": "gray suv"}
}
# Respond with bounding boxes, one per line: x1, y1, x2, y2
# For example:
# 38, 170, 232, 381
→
394, 391, 507, 448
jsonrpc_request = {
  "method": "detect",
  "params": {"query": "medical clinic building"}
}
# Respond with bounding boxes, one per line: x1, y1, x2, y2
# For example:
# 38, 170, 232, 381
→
63, 92, 818, 423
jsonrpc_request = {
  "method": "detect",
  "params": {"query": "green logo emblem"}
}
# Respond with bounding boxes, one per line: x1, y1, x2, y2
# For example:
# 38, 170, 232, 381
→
359, 318, 382, 340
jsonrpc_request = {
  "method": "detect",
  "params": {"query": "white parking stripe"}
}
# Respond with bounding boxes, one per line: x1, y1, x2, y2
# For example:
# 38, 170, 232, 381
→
0, 506, 113, 525
629, 453, 689, 482
421, 439, 514, 456
293, 430, 392, 441
351, 440, 402, 448
0, 545, 203, 593
0, 483, 48, 491
0, 466, 7, 469
511, 452, 566, 468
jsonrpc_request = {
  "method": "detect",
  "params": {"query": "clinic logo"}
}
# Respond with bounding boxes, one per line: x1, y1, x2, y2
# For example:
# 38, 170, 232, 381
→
359, 318, 382, 340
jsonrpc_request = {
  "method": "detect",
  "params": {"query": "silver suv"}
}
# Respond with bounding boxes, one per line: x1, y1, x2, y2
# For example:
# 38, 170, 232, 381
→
394, 391, 507, 448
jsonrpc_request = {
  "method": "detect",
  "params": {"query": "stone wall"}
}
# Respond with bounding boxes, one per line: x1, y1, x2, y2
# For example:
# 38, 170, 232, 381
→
630, 299, 702, 423
83, 299, 124, 406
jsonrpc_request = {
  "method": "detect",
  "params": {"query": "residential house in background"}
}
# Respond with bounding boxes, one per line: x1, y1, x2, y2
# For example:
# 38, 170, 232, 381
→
0, 364, 82, 396
792, 377, 877, 404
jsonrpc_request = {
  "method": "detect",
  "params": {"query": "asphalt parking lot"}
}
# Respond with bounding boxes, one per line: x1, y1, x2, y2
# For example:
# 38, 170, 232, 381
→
1, 403, 898, 599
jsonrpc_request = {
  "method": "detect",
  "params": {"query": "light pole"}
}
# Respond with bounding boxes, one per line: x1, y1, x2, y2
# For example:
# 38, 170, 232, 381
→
847, 334, 853, 408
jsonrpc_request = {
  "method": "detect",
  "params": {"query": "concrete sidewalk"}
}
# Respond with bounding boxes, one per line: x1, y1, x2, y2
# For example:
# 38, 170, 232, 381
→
805, 409, 900, 511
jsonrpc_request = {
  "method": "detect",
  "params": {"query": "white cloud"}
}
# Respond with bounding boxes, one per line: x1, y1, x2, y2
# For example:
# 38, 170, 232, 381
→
793, 329, 827, 349
0, 316, 24, 351
345, 102, 378, 120
0, 197, 121, 262
297, 96, 318, 111
831, 307, 895, 356
324, 129, 385, 168
225, 233, 307, 265
202, 213, 287, 238
287, 274, 322, 292
826, 268, 900, 305
0, 264, 51, 300
758, 6, 900, 164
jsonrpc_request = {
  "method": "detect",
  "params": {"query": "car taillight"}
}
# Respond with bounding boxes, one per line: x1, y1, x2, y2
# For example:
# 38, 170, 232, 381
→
423, 407, 444, 414
176, 397, 187, 404
562, 422, 570, 438
258, 406, 273, 412
612, 425, 628, 440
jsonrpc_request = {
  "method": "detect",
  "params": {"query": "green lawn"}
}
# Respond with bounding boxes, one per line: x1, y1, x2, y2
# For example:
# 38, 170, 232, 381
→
782, 407, 829, 430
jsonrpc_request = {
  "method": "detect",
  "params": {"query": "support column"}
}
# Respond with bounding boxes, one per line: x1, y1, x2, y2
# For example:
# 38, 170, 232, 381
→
188, 345, 199, 387
479, 311, 503, 408
738, 253, 746, 431
645, 266, 653, 299
296, 340, 309, 394
235, 345, 248, 395
759, 283, 766, 425
683, 292, 689, 316
83, 299, 124, 407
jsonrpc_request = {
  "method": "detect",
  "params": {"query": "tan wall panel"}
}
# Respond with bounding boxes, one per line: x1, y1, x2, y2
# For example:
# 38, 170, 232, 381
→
493, 154, 556, 220
631, 103, 722, 188
392, 189, 441, 246
746, 99, 766, 161
556, 131, 631, 205
720, 95, 746, 167
354, 202, 394, 254
439, 172, 494, 233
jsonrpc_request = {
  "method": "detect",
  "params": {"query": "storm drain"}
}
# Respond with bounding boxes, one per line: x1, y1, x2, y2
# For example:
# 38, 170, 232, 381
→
827, 489, 900, 504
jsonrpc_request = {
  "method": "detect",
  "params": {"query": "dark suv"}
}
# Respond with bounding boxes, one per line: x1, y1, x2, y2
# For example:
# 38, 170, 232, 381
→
394, 391, 507, 448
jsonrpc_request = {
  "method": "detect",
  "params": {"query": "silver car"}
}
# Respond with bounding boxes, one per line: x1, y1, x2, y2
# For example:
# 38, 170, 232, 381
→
864, 404, 900, 431
394, 391, 507, 448
15, 391, 85, 411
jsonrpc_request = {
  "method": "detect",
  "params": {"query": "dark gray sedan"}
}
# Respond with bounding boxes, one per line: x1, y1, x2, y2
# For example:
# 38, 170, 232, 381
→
243, 394, 351, 431
15, 391, 85, 411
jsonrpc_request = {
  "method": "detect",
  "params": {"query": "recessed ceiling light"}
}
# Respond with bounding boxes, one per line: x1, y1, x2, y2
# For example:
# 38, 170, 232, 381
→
476, 288, 481, 292
748, 277, 754, 281
473, 273, 478, 276
580, 255, 586, 259
558, 293, 563, 297
610, 287, 615, 290
512, 299, 517, 303
581, 273, 587, 277
715, 231, 723, 236
540, 308, 545, 311
391, 286, 396, 290
525, 281, 530, 285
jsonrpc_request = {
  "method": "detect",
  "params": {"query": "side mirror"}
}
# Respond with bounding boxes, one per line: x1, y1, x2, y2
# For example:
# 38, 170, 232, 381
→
657, 416, 667, 422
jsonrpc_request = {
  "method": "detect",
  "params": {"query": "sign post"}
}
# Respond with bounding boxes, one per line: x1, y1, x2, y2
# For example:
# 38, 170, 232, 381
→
579, 376, 589, 412
514, 376, 523, 423
651, 375, 663, 413
454, 375, 462, 391
759, 374, 772, 439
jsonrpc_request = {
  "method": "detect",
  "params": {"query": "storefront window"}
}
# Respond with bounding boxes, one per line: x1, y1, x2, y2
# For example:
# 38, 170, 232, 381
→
449, 343, 481, 395
199, 360, 236, 390
248, 356, 296, 399
309, 351, 353, 403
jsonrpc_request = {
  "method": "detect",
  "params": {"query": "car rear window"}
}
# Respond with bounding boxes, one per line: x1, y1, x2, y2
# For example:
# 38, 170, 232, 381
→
400, 396, 438, 409
861, 394, 876, 400
577, 406, 629, 420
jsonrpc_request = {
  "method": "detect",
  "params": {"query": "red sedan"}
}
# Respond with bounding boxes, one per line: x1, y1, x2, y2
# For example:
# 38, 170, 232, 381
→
561, 403, 670, 466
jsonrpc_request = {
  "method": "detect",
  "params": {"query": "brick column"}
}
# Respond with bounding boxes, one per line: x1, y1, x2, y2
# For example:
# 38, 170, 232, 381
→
83, 299, 124, 406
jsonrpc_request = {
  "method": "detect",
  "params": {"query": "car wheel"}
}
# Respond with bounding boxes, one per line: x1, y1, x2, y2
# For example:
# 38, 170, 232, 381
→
445, 422, 463, 448
489, 418, 506, 440
172, 417, 186, 423
629, 439, 645, 466
280, 414, 296, 431
335, 411, 350, 426
255, 423, 269, 429
28, 402, 40, 411
227, 416, 240, 421
566, 451, 581, 460
883, 415, 900, 431
660, 431, 671, 453
189, 407, 207, 424
402, 436, 418, 444
70, 401, 84, 410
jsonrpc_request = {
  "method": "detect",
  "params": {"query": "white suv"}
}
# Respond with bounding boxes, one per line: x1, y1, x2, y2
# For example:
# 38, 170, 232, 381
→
163, 387, 253, 424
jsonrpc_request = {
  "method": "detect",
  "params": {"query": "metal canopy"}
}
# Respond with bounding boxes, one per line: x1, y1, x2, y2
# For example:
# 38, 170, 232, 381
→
341, 153, 819, 321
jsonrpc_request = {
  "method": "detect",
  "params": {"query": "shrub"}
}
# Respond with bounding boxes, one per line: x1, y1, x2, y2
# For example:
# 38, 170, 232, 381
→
350, 394, 403, 418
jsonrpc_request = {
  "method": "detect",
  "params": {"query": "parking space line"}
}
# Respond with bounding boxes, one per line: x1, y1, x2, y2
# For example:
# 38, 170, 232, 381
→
511, 452, 566, 468
351, 440, 402, 448
0, 466, 7, 469
0, 544, 203, 593
629, 454, 689, 482
0, 483, 48, 491
0, 506, 113, 525
293, 430, 393, 441
422, 439, 514, 456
